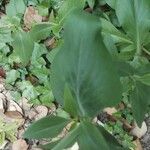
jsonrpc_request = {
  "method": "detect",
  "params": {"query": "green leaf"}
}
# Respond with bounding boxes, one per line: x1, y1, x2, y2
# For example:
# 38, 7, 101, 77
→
23, 115, 70, 139
86, 0, 95, 8
40, 140, 60, 150
12, 31, 34, 65
97, 126, 125, 150
51, 0, 85, 35
130, 81, 150, 127
16, 81, 39, 100
29, 23, 51, 42
78, 122, 107, 150
6, 69, 20, 84
115, 61, 136, 77
52, 125, 80, 150
134, 74, 150, 86
64, 84, 78, 117
115, 0, 150, 55
78, 121, 112, 150
100, 18, 132, 44
31, 43, 47, 67
105, 0, 116, 9
51, 10, 122, 118
37, 5, 49, 16
46, 47, 60, 63
6, 0, 26, 17
39, 90, 54, 106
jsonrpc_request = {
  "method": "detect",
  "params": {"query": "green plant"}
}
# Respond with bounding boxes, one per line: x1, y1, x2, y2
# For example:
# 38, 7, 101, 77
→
23, 0, 150, 148
0, 0, 149, 149
0, 118, 18, 146
23, 10, 125, 149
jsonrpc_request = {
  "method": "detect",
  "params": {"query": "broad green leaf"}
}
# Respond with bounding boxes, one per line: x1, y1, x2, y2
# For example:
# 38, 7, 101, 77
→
64, 84, 78, 117
23, 115, 70, 139
97, 126, 125, 150
115, 0, 150, 55
79, 122, 126, 149
40, 140, 60, 150
52, 125, 80, 150
6, 0, 26, 17
78, 121, 111, 150
30, 23, 51, 42
130, 81, 150, 127
12, 31, 34, 65
115, 61, 135, 77
101, 18, 132, 44
51, 10, 122, 118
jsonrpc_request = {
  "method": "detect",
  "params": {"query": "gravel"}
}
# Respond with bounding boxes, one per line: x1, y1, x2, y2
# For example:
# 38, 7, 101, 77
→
141, 116, 150, 150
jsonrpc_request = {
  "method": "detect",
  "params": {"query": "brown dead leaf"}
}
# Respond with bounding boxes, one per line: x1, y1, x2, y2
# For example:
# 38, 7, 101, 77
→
0, 68, 6, 78
0, 95, 5, 112
5, 93, 23, 114
12, 139, 28, 150
44, 37, 56, 48
24, 6, 42, 29
5, 111, 23, 119
5, 111, 25, 127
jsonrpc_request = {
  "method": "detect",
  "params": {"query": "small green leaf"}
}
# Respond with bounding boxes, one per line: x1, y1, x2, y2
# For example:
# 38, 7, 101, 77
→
6, 0, 26, 17
6, 69, 20, 84
23, 115, 70, 139
30, 23, 51, 42
16, 81, 39, 100
46, 47, 60, 63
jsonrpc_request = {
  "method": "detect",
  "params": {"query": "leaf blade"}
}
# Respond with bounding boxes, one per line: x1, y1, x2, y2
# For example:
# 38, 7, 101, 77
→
23, 115, 70, 139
